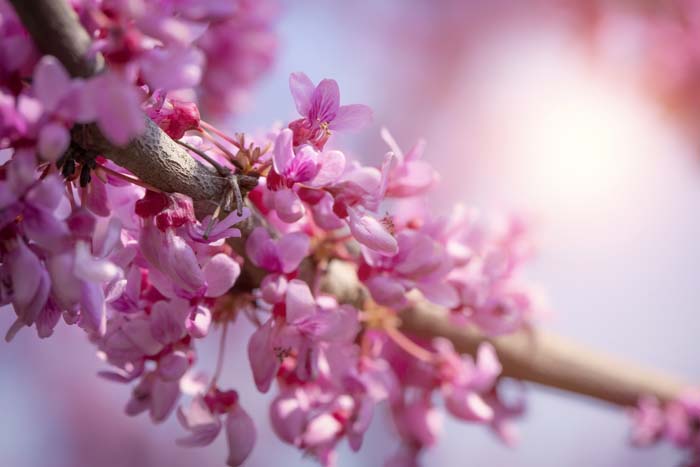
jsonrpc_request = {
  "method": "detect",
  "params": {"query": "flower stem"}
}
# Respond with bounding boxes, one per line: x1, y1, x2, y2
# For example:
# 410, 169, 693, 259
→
209, 321, 229, 391
384, 324, 435, 363
96, 165, 163, 192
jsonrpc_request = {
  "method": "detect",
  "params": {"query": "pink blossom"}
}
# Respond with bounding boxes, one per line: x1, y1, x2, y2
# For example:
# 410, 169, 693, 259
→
245, 226, 309, 275
288, 72, 372, 148
144, 90, 201, 139
381, 128, 439, 198
360, 229, 458, 308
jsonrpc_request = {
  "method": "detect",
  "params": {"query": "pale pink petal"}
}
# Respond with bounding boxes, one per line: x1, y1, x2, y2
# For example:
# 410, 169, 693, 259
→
176, 396, 222, 447
330, 104, 372, 131
89, 73, 145, 146
247, 319, 278, 393
158, 351, 190, 381
285, 279, 315, 323
309, 150, 345, 187
418, 281, 459, 308
33, 56, 71, 112
365, 276, 406, 307
260, 274, 288, 304
186, 305, 211, 338
140, 47, 204, 91
347, 208, 398, 256
150, 300, 187, 344
150, 377, 180, 422
472, 343, 502, 391
80, 280, 106, 335
277, 231, 309, 273
273, 188, 304, 223
302, 413, 341, 446
37, 122, 69, 162
270, 391, 307, 444
444, 390, 493, 422
225, 404, 256, 466
202, 253, 240, 297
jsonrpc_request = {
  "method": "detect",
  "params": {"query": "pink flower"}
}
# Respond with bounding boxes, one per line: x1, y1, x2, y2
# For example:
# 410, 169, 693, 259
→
176, 389, 256, 467
434, 339, 501, 422
266, 128, 345, 223
381, 128, 439, 198
32, 56, 94, 161
144, 90, 201, 139
288, 72, 372, 148
176, 395, 222, 447
84, 71, 145, 146
361, 229, 458, 308
245, 226, 309, 275
248, 280, 359, 392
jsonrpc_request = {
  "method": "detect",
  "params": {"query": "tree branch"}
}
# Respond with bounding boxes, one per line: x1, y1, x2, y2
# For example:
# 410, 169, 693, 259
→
8, 0, 257, 216
10, 0, 691, 410
322, 260, 688, 407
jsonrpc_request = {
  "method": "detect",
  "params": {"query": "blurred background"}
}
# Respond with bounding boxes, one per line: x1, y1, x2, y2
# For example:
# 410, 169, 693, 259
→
2, 0, 700, 465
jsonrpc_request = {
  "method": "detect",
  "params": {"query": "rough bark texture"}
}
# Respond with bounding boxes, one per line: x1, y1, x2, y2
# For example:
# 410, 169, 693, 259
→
9, 0, 255, 215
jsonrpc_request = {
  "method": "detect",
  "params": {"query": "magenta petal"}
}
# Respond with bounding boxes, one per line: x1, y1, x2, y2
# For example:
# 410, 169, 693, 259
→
347, 208, 398, 256
309, 79, 340, 123
272, 128, 294, 175
277, 231, 309, 274
330, 104, 372, 131
247, 319, 278, 393
202, 253, 240, 297
225, 404, 256, 467
289, 72, 315, 117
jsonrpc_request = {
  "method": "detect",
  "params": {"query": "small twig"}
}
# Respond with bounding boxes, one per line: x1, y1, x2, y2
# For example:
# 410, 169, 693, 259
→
209, 321, 229, 391
96, 165, 163, 193
200, 121, 243, 149
176, 139, 230, 177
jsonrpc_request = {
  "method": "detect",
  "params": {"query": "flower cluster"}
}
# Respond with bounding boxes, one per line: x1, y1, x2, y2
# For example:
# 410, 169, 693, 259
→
630, 393, 700, 467
0, 1, 547, 465
1, 0, 276, 156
